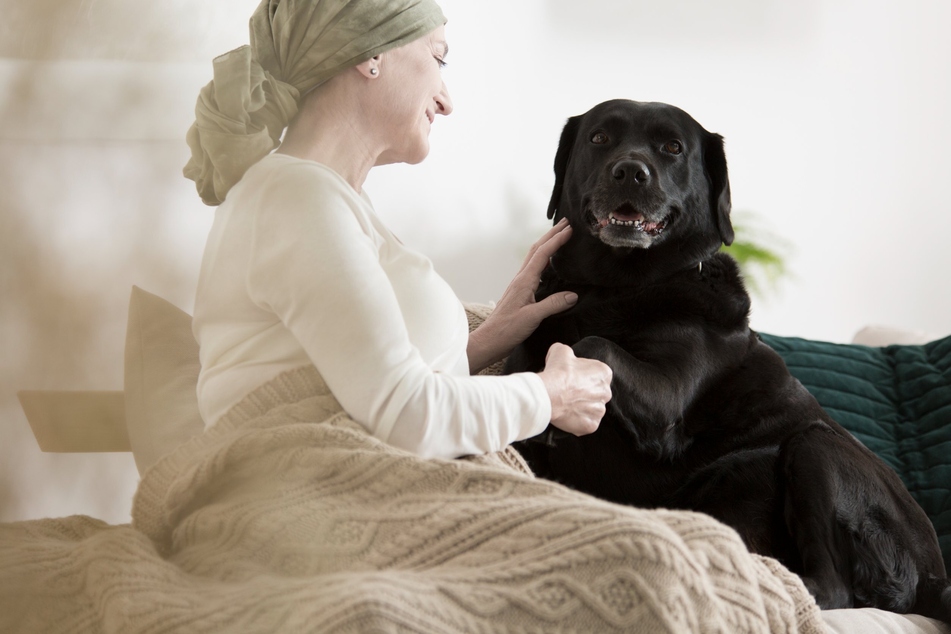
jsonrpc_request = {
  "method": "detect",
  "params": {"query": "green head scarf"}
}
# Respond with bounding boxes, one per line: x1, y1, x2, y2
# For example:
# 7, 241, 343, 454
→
184, 0, 447, 206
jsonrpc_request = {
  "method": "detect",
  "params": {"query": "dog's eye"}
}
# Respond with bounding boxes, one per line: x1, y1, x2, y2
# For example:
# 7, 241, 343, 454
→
591, 132, 609, 145
664, 140, 683, 154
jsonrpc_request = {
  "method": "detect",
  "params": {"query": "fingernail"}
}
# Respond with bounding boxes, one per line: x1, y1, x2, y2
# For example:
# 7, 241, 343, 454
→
565, 292, 578, 305
557, 218, 568, 226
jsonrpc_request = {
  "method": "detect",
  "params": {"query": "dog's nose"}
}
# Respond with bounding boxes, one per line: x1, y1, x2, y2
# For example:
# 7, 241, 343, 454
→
612, 159, 651, 185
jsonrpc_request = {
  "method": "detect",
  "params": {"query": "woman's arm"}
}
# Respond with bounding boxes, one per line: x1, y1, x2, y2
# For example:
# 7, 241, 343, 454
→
245, 162, 553, 459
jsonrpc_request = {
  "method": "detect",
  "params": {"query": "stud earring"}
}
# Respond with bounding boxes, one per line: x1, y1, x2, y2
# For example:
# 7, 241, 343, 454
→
369, 68, 379, 76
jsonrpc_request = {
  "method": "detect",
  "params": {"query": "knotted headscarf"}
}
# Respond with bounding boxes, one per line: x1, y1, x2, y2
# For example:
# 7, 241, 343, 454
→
184, 0, 447, 206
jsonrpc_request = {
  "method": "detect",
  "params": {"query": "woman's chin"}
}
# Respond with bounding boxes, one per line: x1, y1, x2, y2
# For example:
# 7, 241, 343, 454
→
377, 140, 430, 166
405, 151, 429, 165
401, 143, 432, 165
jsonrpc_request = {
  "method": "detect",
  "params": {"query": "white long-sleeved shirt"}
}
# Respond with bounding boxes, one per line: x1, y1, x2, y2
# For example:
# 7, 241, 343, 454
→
192, 153, 551, 459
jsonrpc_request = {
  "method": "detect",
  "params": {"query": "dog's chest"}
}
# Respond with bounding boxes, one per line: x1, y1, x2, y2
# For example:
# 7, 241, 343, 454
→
559, 282, 721, 344
535, 256, 749, 358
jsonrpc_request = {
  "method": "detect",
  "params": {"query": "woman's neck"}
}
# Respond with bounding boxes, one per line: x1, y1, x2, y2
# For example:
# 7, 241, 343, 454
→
276, 83, 381, 193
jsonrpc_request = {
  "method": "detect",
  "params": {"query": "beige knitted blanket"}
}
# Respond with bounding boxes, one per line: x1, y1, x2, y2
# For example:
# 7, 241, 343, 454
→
0, 361, 827, 633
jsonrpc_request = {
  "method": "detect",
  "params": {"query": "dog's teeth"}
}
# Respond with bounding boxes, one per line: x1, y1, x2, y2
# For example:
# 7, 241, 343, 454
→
609, 215, 636, 227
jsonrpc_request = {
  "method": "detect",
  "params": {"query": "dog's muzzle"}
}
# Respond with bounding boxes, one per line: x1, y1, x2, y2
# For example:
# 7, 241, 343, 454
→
584, 200, 671, 248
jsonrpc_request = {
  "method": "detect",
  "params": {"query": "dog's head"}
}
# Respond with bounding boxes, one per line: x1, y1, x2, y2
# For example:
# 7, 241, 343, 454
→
547, 100, 733, 282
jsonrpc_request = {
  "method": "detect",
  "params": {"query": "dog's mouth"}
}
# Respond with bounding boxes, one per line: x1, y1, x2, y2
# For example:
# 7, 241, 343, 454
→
586, 202, 669, 240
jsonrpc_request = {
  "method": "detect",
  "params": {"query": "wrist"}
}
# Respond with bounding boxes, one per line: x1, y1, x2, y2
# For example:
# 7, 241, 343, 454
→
467, 327, 503, 374
536, 369, 563, 422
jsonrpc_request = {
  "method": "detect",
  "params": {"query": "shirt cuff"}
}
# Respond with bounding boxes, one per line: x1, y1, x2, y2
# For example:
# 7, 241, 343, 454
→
515, 372, 552, 442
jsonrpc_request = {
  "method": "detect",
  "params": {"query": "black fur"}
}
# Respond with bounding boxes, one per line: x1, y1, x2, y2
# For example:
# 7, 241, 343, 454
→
507, 99, 951, 621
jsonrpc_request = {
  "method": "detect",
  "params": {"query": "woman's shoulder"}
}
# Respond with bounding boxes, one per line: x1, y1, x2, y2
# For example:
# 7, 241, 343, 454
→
244, 153, 357, 198
230, 153, 379, 242
225, 153, 370, 224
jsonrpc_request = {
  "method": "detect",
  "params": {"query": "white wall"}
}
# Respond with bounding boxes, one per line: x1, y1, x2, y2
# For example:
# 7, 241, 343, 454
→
380, 0, 951, 342
1, 0, 948, 523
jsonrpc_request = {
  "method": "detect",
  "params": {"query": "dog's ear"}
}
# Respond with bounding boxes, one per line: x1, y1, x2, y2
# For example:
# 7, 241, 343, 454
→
547, 115, 583, 221
703, 132, 734, 246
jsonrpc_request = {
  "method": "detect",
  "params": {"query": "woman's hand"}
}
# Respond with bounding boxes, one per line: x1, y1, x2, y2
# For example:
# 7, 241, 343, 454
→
468, 218, 578, 373
537, 343, 612, 436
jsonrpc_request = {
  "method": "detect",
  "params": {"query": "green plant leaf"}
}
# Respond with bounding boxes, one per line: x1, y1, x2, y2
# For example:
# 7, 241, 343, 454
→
719, 212, 791, 297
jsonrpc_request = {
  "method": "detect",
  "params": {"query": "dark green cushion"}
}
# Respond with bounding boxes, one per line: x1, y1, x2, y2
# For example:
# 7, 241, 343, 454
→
758, 332, 951, 570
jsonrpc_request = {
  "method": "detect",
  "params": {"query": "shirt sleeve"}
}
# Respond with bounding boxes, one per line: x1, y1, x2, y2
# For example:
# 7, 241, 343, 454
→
245, 162, 551, 459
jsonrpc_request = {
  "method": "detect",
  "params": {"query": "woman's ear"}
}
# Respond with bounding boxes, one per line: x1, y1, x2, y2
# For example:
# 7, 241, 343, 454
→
355, 55, 382, 79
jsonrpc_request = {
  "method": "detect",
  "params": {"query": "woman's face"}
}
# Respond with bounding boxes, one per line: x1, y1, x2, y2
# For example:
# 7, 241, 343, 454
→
374, 25, 453, 165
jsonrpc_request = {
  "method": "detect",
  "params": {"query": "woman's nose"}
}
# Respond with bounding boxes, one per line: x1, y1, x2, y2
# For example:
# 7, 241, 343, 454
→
435, 81, 453, 116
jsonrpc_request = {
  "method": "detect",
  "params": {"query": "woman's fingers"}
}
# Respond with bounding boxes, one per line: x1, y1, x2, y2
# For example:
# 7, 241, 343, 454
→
519, 218, 571, 273
520, 218, 568, 269
538, 343, 613, 437
479, 221, 577, 363
529, 290, 578, 322
517, 226, 573, 294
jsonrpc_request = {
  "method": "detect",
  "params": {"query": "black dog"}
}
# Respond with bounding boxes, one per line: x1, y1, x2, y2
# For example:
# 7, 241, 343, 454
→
506, 99, 951, 621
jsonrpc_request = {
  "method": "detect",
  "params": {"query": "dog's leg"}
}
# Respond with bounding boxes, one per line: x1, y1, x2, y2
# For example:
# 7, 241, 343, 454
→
781, 426, 856, 609
672, 447, 788, 558
571, 334, 710, 458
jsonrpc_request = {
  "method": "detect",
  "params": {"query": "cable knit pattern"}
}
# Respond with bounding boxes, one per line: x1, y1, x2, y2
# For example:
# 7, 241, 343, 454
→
0, 359, 827, 633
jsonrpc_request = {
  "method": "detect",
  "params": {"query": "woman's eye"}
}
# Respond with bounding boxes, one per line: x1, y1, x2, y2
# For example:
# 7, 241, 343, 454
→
664, 140, 683, 154
435, 57, 447, 68
591, 132, 609, 145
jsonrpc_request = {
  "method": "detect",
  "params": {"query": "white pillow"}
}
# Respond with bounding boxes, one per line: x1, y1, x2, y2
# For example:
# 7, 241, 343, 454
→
852, 325, 940, 346
123, 286, 204, 474
822, 607, 949, 634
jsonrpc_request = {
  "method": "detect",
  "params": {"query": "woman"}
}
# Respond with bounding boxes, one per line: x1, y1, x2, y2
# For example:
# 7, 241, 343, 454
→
184, 0, 613, 459
0, 5, 820, 632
